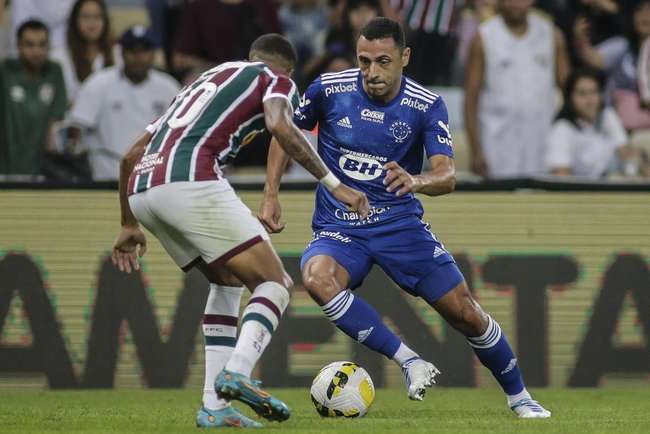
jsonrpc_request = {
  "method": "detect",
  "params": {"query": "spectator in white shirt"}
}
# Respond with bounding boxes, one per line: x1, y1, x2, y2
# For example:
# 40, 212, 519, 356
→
51, 0, 117, 103
66, 26, 179, 180
546, 69, 627, 178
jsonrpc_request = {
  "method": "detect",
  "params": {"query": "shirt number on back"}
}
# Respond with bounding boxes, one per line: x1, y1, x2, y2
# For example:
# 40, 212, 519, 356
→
167, 82, 218, 129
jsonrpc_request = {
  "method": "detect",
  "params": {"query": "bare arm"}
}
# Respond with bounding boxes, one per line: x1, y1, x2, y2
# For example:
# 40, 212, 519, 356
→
555, 27, 570, 88
258, 137, 291, 233
263, 97, 330, 180
112, 131, 151, 273
119, 131, 151, 227
264, 137, 291, 197
383, 155, 456, 197
464, 32, 487, 176
573, 17, 605, 70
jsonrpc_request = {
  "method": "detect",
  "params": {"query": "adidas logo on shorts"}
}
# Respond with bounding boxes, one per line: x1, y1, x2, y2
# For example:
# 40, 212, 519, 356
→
337, 117, 352, 128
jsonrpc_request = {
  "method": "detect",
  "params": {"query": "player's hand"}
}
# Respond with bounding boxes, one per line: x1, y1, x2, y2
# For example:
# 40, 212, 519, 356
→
112, 225, 147, 273
470, 151, 488, 178
383, 161, 421, 197
331, 184, 370, 219
258, 194, 286, 233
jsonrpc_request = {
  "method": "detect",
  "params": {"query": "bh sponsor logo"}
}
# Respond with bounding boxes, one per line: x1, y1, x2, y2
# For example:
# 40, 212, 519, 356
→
325, 82, 357, 97
437, 120, 453, 148
400, 97, 429, 112
360, 108, 385, 123
339, 154, 383, 180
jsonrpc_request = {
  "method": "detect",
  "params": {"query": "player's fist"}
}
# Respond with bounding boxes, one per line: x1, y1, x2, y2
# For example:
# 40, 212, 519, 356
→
112, 225, 147, 273
383, 161, 421, 196
332, 184, 370, 219
258, 194, 286, 233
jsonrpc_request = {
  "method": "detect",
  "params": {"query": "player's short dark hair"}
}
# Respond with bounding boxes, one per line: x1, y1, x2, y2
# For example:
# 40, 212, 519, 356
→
249, 34, 297, 68
17, 19, 49, 41
360, 17, 405, 51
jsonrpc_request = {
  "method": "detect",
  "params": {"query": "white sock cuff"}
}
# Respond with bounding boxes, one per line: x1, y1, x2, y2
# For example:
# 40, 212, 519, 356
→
210, 283, 245, 295
251, 281, 290, 312
467, 315, 502, 349
322, 290, 354, 321
205, 284, 244, 316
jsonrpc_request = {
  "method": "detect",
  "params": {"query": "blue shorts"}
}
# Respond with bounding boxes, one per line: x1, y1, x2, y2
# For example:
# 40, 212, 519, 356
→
300, 216, 464, 304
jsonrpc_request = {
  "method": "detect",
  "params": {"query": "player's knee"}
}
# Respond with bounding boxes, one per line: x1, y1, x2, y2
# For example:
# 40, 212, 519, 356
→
456, 299, 487, 337
302, 272, 339, 305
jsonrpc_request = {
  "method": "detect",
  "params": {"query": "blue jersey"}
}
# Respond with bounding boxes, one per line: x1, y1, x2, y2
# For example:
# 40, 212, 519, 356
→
293, 68, 454, 228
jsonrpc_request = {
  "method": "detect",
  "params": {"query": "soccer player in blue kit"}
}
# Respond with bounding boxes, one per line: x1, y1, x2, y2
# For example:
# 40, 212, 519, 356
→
260, 18, 550, 418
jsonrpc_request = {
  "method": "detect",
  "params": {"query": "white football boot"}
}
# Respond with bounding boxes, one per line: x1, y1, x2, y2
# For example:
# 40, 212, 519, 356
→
510, 398, 552, 418
401, 357, 441, 401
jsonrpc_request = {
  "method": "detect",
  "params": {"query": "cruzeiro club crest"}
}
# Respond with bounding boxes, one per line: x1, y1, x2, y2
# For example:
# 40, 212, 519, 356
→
389, 121, 412, 143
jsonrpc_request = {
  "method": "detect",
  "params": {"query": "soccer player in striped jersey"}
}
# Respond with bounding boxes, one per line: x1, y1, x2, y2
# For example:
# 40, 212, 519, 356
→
111, 34, 370, 428
260, 18, 551, 418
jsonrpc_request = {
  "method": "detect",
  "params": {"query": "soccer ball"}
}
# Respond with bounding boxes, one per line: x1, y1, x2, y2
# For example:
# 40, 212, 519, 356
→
310, 361, 375, 418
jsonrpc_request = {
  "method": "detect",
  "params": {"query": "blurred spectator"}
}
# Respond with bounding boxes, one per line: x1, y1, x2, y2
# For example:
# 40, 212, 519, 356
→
172, 0, 281, 79
325, 0, 381, 59
546, 68, 630, 178
145, 0, 186, 78
301, 0, 381, 87
390, 0, 458, 85
464, 0, 570, 178
7, 0, 75, 55
303, 50, 355, 84
576, 0, 650, 131
66, 26, 179, 180
51, 0, 116, 103
453, 0, 497, 85
563, 0, 624, 66
0, 20, 67, 176
0, 0, 8, 59
280, 0, 329, 84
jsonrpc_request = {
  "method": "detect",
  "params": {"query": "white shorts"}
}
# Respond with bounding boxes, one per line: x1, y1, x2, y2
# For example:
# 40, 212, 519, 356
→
128, 180, 269, 270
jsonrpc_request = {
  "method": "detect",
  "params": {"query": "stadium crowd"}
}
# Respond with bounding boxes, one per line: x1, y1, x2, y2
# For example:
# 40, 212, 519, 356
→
0, 0, 649, 181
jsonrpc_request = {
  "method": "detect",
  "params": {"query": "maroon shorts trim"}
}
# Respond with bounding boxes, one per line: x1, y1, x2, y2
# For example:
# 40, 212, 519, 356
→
209, 235, 264, 268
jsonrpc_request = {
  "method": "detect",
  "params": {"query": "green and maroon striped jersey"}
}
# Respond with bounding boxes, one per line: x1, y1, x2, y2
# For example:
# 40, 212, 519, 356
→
128, 61, 299, 195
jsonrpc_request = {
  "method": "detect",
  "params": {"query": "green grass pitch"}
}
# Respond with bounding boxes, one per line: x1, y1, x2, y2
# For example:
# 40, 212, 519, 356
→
1, 388, 648, 433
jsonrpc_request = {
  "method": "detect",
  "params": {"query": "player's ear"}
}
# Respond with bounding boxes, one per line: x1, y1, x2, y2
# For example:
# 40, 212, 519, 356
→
401, 47, 411, 68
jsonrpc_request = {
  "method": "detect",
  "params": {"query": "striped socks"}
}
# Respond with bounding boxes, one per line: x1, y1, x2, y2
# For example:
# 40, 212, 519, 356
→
468, 315, 527, 397
202, 284, 243, 410
322, 290, 402, 359
225, 281, 290, 376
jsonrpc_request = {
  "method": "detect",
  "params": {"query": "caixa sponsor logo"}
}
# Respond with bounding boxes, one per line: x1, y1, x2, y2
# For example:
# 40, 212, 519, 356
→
339, 154, 383, 180
335, 206, 390, 222
360, 108, 384, 123
400, 97, 429, 112
325, 82, 357, 97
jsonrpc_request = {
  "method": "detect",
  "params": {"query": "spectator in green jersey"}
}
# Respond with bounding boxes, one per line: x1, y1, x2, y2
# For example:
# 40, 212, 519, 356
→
0, 20, 67, 177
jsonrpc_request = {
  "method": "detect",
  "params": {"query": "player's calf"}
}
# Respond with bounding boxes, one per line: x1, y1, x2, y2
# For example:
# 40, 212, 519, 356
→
433, 283, 550, 415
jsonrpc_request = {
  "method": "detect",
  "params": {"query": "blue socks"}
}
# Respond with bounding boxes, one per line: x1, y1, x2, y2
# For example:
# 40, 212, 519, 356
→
322, 290, 401, 358
468, 315, 526, 396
